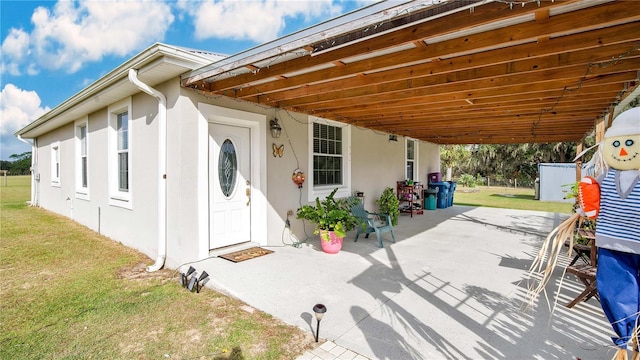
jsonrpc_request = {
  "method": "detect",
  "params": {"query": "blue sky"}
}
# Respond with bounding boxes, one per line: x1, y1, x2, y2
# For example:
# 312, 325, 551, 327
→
0, 0, 372, 160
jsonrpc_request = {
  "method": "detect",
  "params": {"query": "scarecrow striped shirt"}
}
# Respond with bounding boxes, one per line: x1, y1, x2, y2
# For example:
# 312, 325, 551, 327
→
595, 169, 640, 254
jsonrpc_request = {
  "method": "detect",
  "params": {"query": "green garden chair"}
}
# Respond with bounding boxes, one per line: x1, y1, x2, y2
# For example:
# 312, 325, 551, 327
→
350, 200, 396, 248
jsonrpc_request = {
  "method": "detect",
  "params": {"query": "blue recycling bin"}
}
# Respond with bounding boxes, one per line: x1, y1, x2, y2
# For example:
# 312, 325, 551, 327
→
423, 188, 438, 210
448, 181, 457, 207
429, 182, 450, 208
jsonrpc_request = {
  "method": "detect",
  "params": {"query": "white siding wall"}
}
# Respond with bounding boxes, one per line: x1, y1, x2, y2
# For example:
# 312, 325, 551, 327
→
36, 95, 161, 258
38, 125, 74, 219
34, 78, 441, 269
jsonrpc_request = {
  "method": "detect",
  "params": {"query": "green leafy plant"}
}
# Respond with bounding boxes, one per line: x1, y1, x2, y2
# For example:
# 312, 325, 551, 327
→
296, 188, 360, 241
562, 181, 597, 244
458, 174, 477, 187
376, 187, 400, 226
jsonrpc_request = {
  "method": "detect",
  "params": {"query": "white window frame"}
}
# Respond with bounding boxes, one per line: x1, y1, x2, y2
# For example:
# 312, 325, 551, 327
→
108, 98, 132, 209
75, 117, 89, 200
307, 116, 351, 201
405, 137, 418, 181
50, 141, 60, 187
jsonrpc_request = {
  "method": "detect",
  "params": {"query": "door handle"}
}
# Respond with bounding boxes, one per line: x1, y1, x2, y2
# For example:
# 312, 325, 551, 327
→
246, 187, 251, 206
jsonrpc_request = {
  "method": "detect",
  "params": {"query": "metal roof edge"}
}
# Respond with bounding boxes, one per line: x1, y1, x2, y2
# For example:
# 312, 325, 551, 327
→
182, 0, 457, 85
15, 42, 214, 137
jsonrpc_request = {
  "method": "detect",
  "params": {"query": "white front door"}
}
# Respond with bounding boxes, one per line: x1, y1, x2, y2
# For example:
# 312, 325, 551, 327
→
209, 123, 251, 249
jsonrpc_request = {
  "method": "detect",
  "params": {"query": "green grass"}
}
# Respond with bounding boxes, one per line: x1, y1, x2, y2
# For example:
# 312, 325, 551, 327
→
0, 176, 314, 360
454, 186, 573, 213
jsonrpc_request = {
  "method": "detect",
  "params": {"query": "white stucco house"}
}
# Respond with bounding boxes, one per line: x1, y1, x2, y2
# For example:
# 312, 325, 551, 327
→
17, 0, 635, 271
15, 41, 439, 270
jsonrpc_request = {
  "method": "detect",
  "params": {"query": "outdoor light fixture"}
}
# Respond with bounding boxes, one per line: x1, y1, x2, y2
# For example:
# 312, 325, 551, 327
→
388, 134, 398, 142
188, 271, 199, 291
195, 271, 209, 293
270, 118, 282, 138
180, 266, 196, 287
179, 267, 209, 293
312, 304, 327, 342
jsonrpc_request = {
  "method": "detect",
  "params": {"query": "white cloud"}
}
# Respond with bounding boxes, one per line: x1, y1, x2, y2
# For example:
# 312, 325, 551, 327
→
1, 28, 31, 76
1, 0, 174, 75
0, 84, 50, 136
178, 0, 342, 43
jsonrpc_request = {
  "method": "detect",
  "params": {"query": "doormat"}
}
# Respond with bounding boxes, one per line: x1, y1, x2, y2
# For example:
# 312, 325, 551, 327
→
219, 247, 273, 263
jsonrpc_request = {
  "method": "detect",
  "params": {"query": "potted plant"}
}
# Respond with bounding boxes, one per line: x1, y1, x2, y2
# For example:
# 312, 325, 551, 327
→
296, 188, 360, 253
376, 187, 400, 226
563, 181, 596, 245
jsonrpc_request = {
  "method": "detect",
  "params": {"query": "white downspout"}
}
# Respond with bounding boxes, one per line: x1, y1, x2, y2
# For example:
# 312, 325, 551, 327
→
128, 69, 167, 272
17, 135, 38, 206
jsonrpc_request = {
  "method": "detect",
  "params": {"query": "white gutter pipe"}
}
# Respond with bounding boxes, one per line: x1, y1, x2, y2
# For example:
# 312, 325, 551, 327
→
127, 69, 167, 272
16, 135, 38, 206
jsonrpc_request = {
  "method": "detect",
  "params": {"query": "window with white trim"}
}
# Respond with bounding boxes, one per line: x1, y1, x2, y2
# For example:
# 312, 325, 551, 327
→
108, 98, 132, 208
117, 112, 129, 192
406, 138, 418, 181
308, 116, 351, 200
51, 141, 60, 187
75, 118, 89, 199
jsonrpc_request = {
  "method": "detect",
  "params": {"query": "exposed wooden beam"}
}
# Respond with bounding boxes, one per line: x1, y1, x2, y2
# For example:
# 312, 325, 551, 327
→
200, 0, 568, 92
235, 22, 640, 100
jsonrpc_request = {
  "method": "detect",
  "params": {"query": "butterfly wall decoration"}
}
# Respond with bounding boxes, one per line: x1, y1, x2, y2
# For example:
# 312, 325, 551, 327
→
272, 144, 284, 157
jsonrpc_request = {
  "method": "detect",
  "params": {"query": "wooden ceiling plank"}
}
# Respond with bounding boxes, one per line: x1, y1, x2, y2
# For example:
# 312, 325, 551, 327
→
362, 110, 603, 125
206, 1, 639, 96
253, 34, 640, 102
341, 93, 616, 115
308, 85, 618, 119
348, 102, 611, 121
277, 63, 638, 110
198, 0, 558, 91
315, 81, 624, 112
232, 15, 640, 100
257, 44, 640, 106
322, 88, 621, 117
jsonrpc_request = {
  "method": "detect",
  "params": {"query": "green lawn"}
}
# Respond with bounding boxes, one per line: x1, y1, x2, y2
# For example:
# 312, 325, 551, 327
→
0, 177, 571, 359
453, 186, 573, 213
0, 176, 314, 360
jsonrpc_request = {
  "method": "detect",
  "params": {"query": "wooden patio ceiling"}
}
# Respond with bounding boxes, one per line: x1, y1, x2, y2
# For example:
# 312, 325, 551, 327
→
182, 0, 640, 145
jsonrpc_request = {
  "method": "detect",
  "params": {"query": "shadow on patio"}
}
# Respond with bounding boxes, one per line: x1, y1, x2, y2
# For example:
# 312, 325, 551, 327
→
199, 206, 618, 360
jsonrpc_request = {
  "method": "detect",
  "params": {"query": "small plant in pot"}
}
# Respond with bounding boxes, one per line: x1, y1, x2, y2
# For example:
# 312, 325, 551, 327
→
376, 187, 400, 226
296, 188, 360, 253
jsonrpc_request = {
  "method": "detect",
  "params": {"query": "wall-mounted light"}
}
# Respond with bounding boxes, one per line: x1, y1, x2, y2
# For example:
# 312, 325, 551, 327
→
270, 118, 282, 138
389, 134, 398, 142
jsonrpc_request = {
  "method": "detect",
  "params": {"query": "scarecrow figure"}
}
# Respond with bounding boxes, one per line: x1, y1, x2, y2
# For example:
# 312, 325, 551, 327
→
593, 107, 640, 360
528, 107, 639, 360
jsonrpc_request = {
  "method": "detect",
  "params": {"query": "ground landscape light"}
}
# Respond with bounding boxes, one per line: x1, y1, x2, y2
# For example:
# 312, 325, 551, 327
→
196, 271, 209, 293
180, 266, 196, 287
187, 271, 199, 291
179, 266, 209, 293
313, 304, 327, 342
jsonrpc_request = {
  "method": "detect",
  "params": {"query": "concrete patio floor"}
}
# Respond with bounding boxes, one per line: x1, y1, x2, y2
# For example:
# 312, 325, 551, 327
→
195, 205, 619, 360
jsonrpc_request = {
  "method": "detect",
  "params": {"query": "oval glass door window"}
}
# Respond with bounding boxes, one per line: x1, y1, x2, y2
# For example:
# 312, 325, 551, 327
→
218, 139, 238, 197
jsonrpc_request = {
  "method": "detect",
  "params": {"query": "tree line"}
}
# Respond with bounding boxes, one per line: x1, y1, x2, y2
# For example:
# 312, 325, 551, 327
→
1, 152, 32, 175
440, 142, 594, 188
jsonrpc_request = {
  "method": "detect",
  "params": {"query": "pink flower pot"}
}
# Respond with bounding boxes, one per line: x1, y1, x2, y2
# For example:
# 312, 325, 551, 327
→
319, 230, 343, 254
